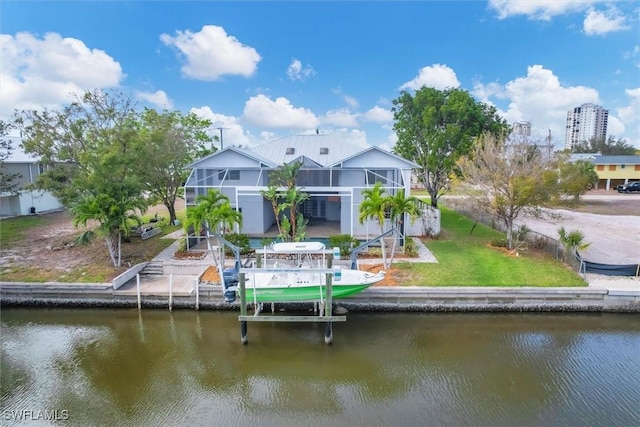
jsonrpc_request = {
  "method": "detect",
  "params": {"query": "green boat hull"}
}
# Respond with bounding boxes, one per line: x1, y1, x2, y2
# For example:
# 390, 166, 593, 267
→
244, 284, 371, 303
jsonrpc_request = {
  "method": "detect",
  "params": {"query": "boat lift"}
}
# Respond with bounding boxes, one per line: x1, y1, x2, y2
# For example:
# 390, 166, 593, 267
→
349, 228, 396, 270
209, 234, 345, 344
210, 230, 396, 345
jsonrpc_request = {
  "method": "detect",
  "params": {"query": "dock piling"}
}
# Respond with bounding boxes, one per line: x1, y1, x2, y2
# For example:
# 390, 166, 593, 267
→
136, 274, 141, 310
169, 274, 173, 311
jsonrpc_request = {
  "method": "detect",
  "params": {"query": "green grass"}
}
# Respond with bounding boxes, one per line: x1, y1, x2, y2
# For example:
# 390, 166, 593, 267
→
3, 207, 586, 287
1, 215, 54, 245
393, 207, 586, 287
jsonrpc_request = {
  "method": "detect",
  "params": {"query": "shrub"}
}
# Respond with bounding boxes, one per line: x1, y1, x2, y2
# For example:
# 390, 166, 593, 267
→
177, 237, 187, 253
329, 234, 360, 257
260, 237, 276, 247
223, 233, 251, 256
491, 238, 507, 248
404, 237, 418, 257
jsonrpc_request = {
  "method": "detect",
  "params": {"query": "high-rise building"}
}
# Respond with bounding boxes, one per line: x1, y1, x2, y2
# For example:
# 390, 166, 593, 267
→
564, 103, 608, 150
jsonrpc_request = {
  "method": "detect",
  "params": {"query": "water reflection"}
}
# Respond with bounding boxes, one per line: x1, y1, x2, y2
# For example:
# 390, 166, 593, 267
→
1, 309, 639, 426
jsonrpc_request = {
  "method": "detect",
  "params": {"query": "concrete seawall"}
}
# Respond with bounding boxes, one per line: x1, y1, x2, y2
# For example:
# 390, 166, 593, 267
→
1, 282, 638, 313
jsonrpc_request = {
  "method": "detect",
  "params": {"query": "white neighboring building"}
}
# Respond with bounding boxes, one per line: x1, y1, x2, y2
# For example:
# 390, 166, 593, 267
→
564, 103, 608, 150
0, 137, 63, 217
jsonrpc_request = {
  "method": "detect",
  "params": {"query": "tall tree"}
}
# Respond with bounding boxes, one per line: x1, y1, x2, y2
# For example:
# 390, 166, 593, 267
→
571, 136, 636, 155
358, 182, 389, 268
392, 87, 508, 208
0, 120, 22, 195
14, 89, 147, 266
136, 108, 212, 225
457, 133, 559, 249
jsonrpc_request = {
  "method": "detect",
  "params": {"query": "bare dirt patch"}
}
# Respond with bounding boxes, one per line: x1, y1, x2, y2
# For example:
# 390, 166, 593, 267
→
1, 204, 175, 282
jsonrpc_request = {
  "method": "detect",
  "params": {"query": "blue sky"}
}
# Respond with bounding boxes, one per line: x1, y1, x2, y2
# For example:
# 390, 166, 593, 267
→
2, 1, 639, 150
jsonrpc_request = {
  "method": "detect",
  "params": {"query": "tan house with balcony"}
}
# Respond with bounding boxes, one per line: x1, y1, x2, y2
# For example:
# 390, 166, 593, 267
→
576, 155, 640, 190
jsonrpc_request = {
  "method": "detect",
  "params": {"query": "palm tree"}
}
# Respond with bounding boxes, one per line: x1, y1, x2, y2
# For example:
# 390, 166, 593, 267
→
71, 185, 146, 268
558, 227, 590, 257
358, 181, 389, 268
280, 187, 310, 241
260, 185, 283, 238
262, 161, 308, 242
183, 189, 243, 264
211, 201, 243, 235
387, 189, 421, 263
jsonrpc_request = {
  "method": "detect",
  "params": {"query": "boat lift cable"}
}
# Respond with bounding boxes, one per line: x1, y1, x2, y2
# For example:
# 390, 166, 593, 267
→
349, 228, 397, 270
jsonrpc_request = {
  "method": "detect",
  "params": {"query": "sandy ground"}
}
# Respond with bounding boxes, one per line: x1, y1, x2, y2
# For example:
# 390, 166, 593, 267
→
512, 192, 639, 291
515, 208, 639, 265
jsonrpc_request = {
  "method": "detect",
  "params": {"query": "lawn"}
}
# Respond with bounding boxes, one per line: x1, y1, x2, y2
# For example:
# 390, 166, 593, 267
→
392, 207, 586, 287
1, 207, 586, 286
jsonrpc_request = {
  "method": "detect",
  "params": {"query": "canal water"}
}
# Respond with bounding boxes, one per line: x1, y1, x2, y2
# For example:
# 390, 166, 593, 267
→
1, 308, 639, 426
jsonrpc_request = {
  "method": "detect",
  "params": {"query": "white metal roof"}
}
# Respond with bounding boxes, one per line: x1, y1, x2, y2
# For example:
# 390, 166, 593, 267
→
251, 134, 366, 166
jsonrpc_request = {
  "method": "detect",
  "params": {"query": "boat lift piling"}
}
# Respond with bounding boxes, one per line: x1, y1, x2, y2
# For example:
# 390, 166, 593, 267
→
210, 235, 389, 345
237, 251, 347, 345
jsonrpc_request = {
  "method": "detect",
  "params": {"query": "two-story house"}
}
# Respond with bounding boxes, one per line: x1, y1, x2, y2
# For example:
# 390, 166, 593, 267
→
571, 154, 640, 190
184, 134, 426, 239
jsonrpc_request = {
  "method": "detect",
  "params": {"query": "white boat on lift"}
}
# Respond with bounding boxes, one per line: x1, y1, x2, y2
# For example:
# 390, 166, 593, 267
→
236, 242, 385, 303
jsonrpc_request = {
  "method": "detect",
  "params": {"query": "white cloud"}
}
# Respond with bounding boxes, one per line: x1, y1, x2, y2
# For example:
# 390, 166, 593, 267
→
160, 25, 261, 81
473, 65, 600, 147
321, 108, 359, 128
332, 86, 359, 108
243, 94, 320, 130
583, 7, 630, 36
190, 106, 251, 147
399, 64, 460, 91
343, 95, 359, 109
488, 0, 595, 20
286, 58, 316, 81
363, 105, 393, 123
616, 88, 640, 147
0, 32, 124, 118
330, 128, 370, 149
136, 90, 173, 110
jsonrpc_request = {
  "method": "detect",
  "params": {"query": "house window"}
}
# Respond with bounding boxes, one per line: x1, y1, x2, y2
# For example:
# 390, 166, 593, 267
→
366, 169, 387, 184
608, 165, 616, 171
218, 170, 240, 180
38, 163, 47, 174
620, 164, 626, 169
596, 165, 604, 171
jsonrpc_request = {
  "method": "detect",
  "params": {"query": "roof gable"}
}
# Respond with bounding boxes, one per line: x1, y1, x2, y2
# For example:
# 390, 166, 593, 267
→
329, 146, 419, 169
189, 146, 276, 169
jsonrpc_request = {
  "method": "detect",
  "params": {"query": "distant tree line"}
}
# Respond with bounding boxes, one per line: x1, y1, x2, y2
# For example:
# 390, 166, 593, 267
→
570, 136, 636, 155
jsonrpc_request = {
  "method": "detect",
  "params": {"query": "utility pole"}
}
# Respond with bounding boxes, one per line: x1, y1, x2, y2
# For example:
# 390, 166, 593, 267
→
216, 127, 229, 150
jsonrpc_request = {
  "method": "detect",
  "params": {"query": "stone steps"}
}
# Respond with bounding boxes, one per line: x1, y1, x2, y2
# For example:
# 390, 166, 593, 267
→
140, 261, 164, 276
